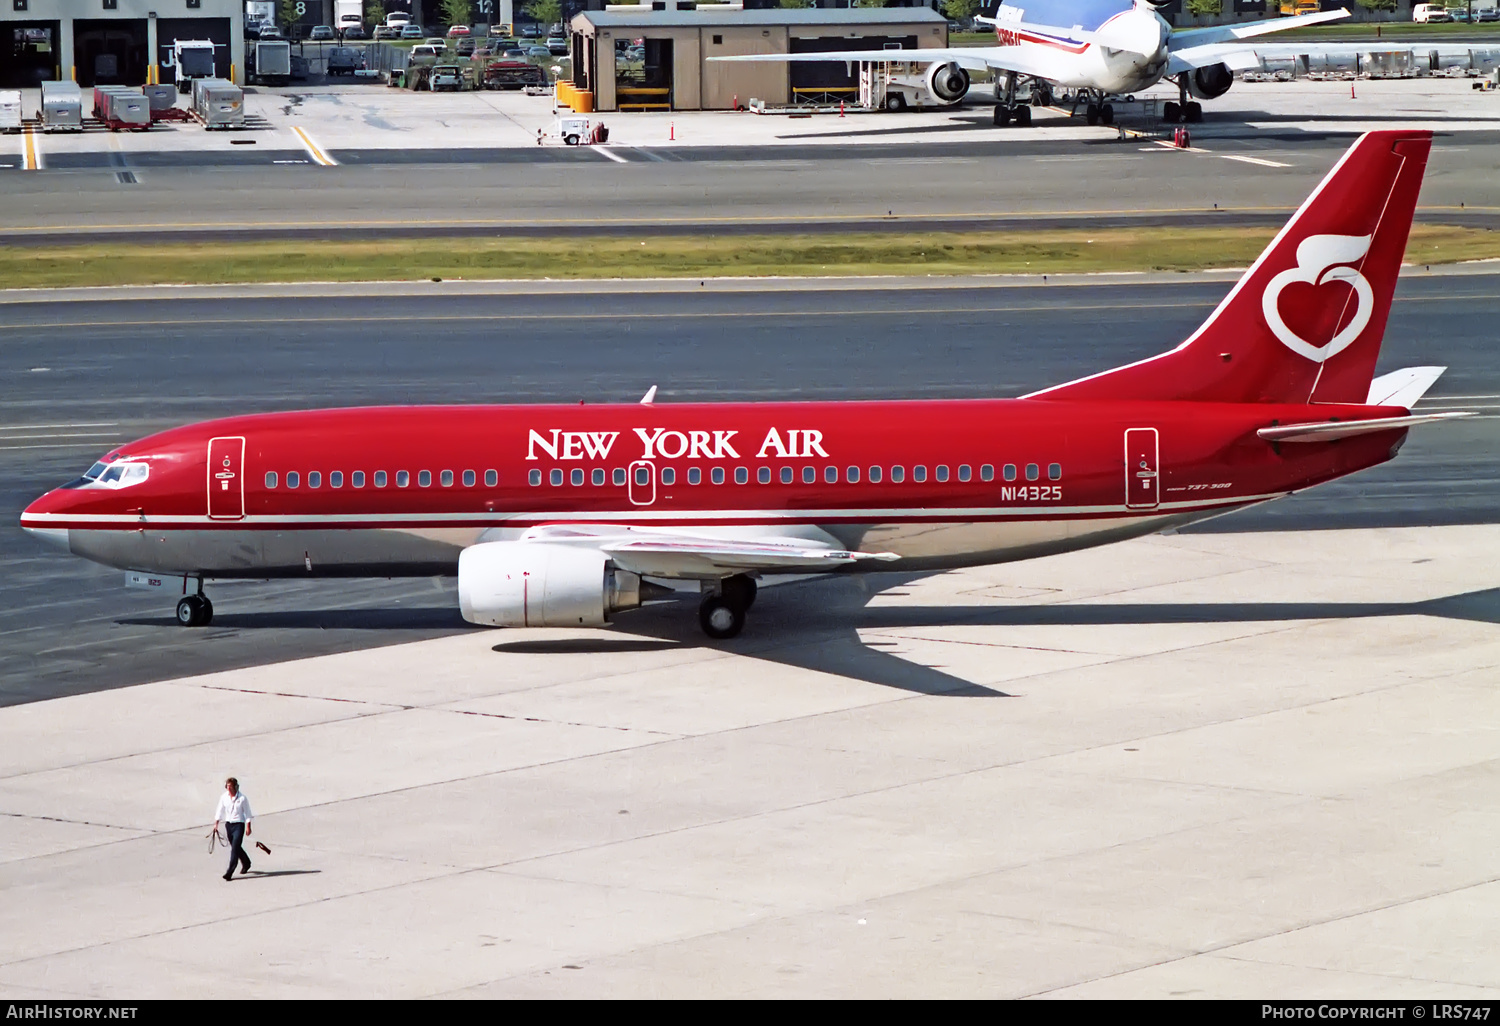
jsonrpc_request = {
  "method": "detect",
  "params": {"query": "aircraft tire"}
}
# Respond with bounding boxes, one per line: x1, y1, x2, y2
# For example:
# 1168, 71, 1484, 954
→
721, 574, 757, 612
176, 595, 208, 627
1100, 103, 1114, 125
1162, 100, 1181, 123
1014, 105, 1032, 127
885, 92, 907, 112
1185, 101, 1203, 123
699, 596, 745, 640
201, 599, 214, 626
993, 104, 1010, 126
1084, 102, 1099, 126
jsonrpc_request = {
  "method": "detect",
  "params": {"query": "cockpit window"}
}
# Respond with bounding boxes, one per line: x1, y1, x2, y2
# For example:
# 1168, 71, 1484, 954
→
84, 462, 108, 480
76, 458, 149, 489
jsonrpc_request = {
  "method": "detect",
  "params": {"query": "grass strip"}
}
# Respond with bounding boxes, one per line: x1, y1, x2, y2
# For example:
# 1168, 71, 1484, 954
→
2, 225, 1497, 289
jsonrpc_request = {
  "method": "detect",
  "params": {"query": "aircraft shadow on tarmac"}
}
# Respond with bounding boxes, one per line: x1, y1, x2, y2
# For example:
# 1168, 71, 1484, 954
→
117, 607, 469, 630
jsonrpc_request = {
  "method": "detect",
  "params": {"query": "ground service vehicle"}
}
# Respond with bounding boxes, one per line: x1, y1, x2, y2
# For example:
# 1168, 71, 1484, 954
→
172, 39, 217, 93
335, 0, 363, 34
430, 65, 463, 90
1413, 3, 1452, 20
250, 39, 292, 85
326, 47, 364, 75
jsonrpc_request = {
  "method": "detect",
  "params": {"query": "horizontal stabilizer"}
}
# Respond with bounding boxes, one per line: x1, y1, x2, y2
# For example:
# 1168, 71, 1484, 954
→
1365, 366, 1445, 408
1257, 411, 1472, 443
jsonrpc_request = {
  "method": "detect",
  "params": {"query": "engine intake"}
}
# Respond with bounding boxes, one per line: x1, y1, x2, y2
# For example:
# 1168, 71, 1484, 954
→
459, 541, 645, 627
1185, 63, 1233, 100
926, 62, 970, 104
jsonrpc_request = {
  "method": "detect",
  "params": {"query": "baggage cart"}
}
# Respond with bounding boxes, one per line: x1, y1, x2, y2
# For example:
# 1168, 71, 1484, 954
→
192, 78, 244, 129
98, 87, 150, 131
40, 81, 83, 132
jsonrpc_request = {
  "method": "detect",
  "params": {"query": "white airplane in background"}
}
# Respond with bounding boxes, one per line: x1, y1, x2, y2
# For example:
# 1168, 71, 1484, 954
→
713, 0, 1373, 127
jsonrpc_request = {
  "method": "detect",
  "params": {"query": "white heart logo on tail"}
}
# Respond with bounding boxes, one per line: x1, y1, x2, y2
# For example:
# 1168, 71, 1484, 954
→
1261, 233, 1374, 363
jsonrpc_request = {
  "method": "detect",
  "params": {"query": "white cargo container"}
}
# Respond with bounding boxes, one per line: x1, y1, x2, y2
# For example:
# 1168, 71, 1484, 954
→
0, 90, 22, 133
40, 81, 83, 132
96, 86, 150, 130
192, 78, 244, 129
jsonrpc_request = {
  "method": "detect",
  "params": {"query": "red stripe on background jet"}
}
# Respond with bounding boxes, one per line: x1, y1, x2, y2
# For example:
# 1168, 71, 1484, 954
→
21, 130, 1471, 638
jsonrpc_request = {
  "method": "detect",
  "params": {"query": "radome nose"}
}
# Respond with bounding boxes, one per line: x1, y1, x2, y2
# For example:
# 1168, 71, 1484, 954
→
21, 492, 72, 553
22, 525, 71, 552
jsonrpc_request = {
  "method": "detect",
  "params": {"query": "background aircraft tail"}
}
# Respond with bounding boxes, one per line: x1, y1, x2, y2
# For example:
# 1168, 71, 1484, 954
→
1028, 130, 1431, 405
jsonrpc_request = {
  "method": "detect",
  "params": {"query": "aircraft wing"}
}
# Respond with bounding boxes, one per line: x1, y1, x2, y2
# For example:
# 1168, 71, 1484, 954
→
515, 524, 897, 579
1168, 9, 1349, 49
708, 45, 1060, 79
1167, 46, 1263, 74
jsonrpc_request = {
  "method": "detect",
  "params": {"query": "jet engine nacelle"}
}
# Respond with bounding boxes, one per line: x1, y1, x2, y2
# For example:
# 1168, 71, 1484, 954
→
925, 61, 970, 104
458, 541, 644, 627
1185, 63, 1233, 100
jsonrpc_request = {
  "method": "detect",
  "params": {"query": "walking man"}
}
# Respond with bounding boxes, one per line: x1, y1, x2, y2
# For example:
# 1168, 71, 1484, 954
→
212, 777, 254, 881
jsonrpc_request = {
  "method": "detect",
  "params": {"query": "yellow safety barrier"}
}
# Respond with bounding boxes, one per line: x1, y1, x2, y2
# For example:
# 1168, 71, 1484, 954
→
572, 90, 593, 113
616, 86, 670, 111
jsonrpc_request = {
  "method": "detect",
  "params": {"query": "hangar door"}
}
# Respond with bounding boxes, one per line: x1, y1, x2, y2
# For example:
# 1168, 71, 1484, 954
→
156, 18, 232, 85
789, 35, 916, 103
3, 22, 61, 88
75, 18, 148, 86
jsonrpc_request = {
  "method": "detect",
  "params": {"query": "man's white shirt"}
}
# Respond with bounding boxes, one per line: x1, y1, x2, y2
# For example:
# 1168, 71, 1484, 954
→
215, 792, 254, 823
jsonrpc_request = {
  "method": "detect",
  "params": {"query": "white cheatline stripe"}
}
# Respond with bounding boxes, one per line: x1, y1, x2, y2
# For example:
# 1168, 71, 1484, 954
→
594, 146, 628, 164
290, 126, 337, 167
1221, 153, 1291, 168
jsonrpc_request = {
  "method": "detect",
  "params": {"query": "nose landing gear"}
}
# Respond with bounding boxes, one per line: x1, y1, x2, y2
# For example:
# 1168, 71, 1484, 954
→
698, 574, 757, 640
174, 579, 214, 627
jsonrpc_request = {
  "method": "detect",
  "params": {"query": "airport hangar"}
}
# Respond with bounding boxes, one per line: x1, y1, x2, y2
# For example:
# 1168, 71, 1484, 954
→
1, 0, 244, 88
563, 6, 949, 112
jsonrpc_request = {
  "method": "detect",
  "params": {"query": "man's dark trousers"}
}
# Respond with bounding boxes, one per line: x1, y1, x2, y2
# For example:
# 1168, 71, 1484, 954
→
225, 821, 251, 878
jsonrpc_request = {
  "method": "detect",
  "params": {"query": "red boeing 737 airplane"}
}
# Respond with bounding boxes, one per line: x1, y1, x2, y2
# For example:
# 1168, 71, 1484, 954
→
20, 130, 1472, 639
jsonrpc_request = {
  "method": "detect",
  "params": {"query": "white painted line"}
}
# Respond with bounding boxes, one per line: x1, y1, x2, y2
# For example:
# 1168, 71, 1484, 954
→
0, 432, 124, 441
594, 146, 628, 164
1221, 154, 1291, 168
0, 442, 121, 451
0, 422, 118, 431
290, 126, 337, 167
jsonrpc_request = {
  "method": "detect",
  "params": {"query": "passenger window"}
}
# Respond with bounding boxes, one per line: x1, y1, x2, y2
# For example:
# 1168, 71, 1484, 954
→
1026, 463, 1039, 481
779, 467, 792, 484
462, 470, 475, 487
374, 471, 387, 487
265, 472, 277, 488
802, 466, 815, 484
287, 471, 299, 488
635, 466, 650, 486
712, 467, 725, 485
593, 468, 606, 486
571, 468, 584, 486
846, 466, 859, 483
890, 466, 904, 483
981, 464, 994, 482
484, 469, 497, 487
735, 467, 748, 484
331, 471, 343, 488
353, 471, 365, 488
396, 471, 410, 487
551, 469, 564, 486
1049, 463, 1062, 481
958, 465, 971, 482
688, 467, 701, 485
825, 466, 837, 484
418, 470, 431, 487
441, 470, 454, 487
661, 467, 675, 486
869, 466, 882, 484
308, 471, 321, 489
613, 468, 627, 486
936, 466, 949, 483
1003, 464, 1017, 482
529, 469, 541, 486
759, 467, 771, 484
913, 465, 926, 483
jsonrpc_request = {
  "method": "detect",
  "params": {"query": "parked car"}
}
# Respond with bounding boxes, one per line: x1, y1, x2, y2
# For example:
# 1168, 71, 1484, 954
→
340, 24, 366, 40
525, 45, 550, 57
1412, 3, 1451, 21
386, 12, 411, 27
256, 25, 283, 40
520, 24, 543, 38
409, 44, 443, 61
455, 37, 476, 56
372, 25, 397, 39
1478, 8, 1500, 21
502, 47, 528, 59
447, 25, 472, 37
326, 46, 364, 75
424, 37, 446, 48
308, 25, 335, 41
1450, 7, 1472, 21
400, 25, 425, 39
546, 35, 569, 55
430, 65, 463, 91
489, 36, 518, 49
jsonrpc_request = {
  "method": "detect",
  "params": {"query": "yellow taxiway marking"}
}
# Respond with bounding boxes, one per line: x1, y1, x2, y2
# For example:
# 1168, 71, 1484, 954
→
290, 126, 337, 167
23, 127, 39, 170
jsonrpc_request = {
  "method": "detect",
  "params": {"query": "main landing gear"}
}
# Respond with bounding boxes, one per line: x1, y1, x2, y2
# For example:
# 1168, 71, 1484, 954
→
175, 580, 213, 627
1076, 89, 1115, 127
992, 71, 1033, 127
698, 574, 756, 640
1162, 75, 1203, 124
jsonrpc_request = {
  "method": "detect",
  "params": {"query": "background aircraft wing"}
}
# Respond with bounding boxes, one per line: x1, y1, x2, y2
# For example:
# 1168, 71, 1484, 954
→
709, 46, 1059, 78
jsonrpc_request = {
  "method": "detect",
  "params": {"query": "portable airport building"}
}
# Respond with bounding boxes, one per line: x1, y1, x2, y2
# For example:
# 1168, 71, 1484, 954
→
40, 80, 83, 131
0, 0, 244, 88
565, 7, 948, 112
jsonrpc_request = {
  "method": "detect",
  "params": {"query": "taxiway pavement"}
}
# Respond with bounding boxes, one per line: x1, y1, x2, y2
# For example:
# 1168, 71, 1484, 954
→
0, 523, 1496, 998
1, 276, 1496, 707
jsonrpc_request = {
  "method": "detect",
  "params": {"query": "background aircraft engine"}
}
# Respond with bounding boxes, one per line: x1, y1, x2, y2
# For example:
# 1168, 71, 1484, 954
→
926, 62, 970, 104
458, 541, 644, 627
1186, 63, 1233, 100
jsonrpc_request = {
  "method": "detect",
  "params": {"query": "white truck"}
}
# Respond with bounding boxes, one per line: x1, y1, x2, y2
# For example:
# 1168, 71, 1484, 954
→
335, 0, 364, 35
250, 38, 292, 85
172, 39, 217, 94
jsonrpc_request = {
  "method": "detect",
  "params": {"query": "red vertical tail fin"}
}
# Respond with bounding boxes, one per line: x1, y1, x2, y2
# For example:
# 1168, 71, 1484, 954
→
1028, 130, 1432, 405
